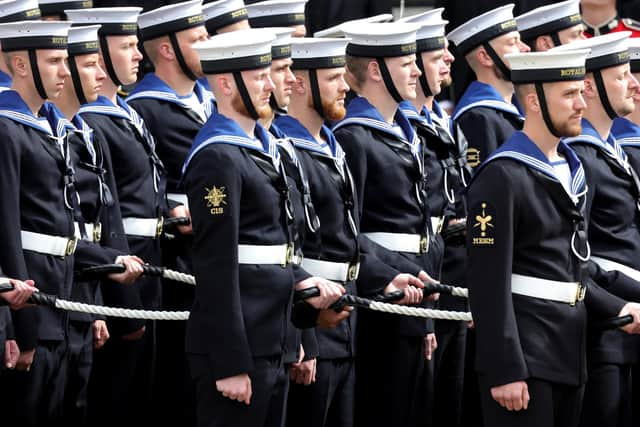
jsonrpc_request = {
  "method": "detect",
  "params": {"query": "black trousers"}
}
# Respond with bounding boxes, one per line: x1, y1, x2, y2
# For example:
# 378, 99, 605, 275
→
580, 362, 633, 427
480, 378, 584, 427
189, 354, 290, 427
287, 358, 355, 427
64, 320, 93, 426
1, 340, 68, 426
432, 320, 467, 427
355, 334, 425, 427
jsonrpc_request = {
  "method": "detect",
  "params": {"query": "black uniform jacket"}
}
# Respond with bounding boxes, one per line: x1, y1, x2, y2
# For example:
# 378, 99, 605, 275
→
452, 81, 524, 170
0, 91, 75, 349
126, 74, 215, 310
182, 114, 295, 381
565, 119, 640, 364
613, 117, 640, 176
467, 132, 626, 388
276, 116, 403, 359
334, 97, 437, 338
79, 95, 166, 310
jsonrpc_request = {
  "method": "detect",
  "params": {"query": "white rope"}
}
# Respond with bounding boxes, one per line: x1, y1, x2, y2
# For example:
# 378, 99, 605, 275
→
369, 301, 472, 321
55, 299, 189, 320
162, 268, 196, 285
450, 287, 469, 298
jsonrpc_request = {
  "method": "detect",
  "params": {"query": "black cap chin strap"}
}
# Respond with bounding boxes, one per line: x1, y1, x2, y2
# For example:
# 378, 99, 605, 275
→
169, 32, 198, 82
232, 71, 259, 120
535, 82, 563, 138
308, 68, 325, 119
550, 32, 562, 48
482, 41, 511, 81
68, 56, 88, 105
28, 50, 48, 100
376, 57, 404, 103
415, 52, 432, 97
99, 35, 123, 87
593, 69, 619, 120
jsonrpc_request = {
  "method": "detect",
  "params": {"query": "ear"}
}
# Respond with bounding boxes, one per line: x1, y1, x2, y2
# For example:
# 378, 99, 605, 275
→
158, 40, 174, 61
526, 91, 540, 113
293, 72, 306, 95
367, 59, 382, 82
476, 46, 493, 67
583, 76, 597, 99
217, 74, 233, 96
535, 36, 554, 52
12, 54, 28, 78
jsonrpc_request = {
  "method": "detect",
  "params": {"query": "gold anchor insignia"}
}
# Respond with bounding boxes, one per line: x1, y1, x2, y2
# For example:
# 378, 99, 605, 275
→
472, 203, 495, 245
204, 186, 227, 215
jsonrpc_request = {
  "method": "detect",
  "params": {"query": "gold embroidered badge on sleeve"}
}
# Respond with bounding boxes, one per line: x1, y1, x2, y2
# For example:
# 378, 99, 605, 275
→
204, 186, 227, 215
467, 148, 481, 168
472, 202, 494, 245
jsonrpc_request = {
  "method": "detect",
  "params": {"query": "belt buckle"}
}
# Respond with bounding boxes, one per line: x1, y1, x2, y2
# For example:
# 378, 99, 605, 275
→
65, 237, 78, 256
436, 218, 444, 234
155, 217, 164, 238
419, 235, 429, 254
571, 283, 586, 306
347, 262, 360, 281
283, 243, 294, 267
93, 222, 102, 242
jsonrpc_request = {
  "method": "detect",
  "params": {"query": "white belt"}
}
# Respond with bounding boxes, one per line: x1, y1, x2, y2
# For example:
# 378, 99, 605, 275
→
301, 258, 360, 282
167, 193, 189, 208
21, 230, 77, 257
122, 217, 162, 238
431, 216, 445, 235
238, 243, 294, 266
364, 232, 429, 254
592, 256, 640, 283
511, 273, 585, 305
74, 222, 102, 243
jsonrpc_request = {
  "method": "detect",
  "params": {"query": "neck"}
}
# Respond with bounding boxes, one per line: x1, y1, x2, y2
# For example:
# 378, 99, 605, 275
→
54, 90, 81, 120
523, 117, 561, 161
218, 102, 256, 137
584, 103, 613, 140
12, 80, 44, 115
581, 3, 617, 28
414, 86, 433, 112
359, 85, 398, 123
260, 110, 275, 131
154, 65, 196, 97
288, 99, 324, 141
475, 68, 514, 102
100, 78, 119, 104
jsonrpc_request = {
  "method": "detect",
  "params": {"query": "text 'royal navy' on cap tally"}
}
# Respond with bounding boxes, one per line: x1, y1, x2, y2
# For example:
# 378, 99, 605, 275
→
195, 27, 275, 74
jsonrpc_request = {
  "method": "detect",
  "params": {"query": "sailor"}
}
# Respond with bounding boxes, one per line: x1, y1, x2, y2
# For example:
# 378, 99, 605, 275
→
182, 28, 343, 427
515, 0, 585, 51
396, 8, 470, 427
333, 22, 442, 427
202, 0, 250, 35
582, 0, 640, 38
467, 47, 640, 427
38, 0, 93, 20
127, 2, 212, 423
0, 275, 37, 373
278, 36, 428, 427
65, 6, 164, 427
612, 38, 640, 172
246, 0, 307, 37
0, 19, 74, 424
0, 0, 42, 92
551, 32, 640, 427
447, 4, 528, 170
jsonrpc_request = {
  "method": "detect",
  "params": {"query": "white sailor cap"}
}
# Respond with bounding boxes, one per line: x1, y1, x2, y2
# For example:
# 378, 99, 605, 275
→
0, 20, 70, 51
67, 24, 100, 55
39, 0, 92, 18
0, 0, 41, 22
551, 31, 631, 72
246, 0, 306, 28
313, 13, 392, 38
629, 37, 640, 73
264, 27, 294, 59
447, 4, 517, 55
202, 0, 248, 34
516, 0, 582, 42
195, 28, 275, 74
398, 8, 448, 52
505, 49, 589, 83
65, 7, 141, 36
341, 22, 419, 58
290, 37, 349, 69
138, 0, 205, 42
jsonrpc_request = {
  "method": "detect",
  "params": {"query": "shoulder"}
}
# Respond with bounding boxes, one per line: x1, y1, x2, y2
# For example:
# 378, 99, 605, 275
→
622, 18, 640, 32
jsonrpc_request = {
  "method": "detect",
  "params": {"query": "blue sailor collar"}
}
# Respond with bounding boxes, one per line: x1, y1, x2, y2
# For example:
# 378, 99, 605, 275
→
79, 95, 149, 137
334, 96, 421, 154
0, 91, 53, 135
474, 131, 586, 199
182, 112, 279, 176
563, 118, 629, 167
0, 70, 11, 91
126, 73, 216, 120
612, 117, 640, 147
269, 121, 287, 139
275, 114, 345, 165
431, 100, 445, 119
452, 81, 524, 122
398, 100, 432, 128
41, 102, 97, 162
